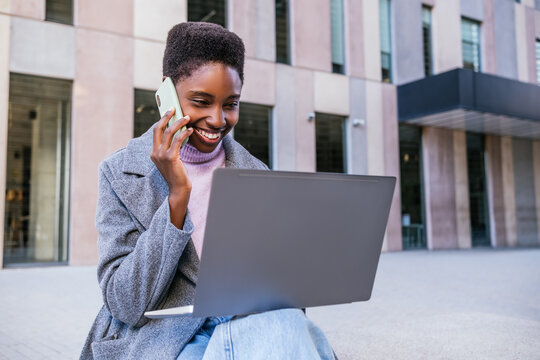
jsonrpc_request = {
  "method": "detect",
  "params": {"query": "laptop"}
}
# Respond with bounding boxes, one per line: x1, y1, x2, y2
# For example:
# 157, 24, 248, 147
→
145, 169, 396, 319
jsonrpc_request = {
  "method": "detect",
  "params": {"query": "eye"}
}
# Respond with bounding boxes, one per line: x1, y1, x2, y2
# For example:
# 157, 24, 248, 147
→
191, 99, 210, 106
225, 102, 239, 109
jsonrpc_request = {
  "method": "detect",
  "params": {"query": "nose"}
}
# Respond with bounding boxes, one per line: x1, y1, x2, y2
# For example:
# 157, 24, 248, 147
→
206, 106, 226, 129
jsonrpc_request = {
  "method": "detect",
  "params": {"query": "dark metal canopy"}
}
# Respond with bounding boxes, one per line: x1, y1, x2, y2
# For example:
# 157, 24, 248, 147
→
398, 68, 540, 139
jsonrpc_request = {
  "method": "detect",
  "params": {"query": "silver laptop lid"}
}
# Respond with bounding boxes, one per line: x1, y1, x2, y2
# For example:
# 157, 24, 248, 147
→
192, 169, 396, 317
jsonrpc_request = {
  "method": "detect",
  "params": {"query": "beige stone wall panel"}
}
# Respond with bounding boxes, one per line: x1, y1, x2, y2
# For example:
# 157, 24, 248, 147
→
485, 135, 507, 247
361, 0, 381, 81
241, 59, 276, 106
422, 127, 459, 249
313, 71, 349, 116
77, 0, 133, 36
432, 0, 462, 73
382, 83, 402, 251
229, 0, 255, 57
536, 10, 540, 38
70, 29, 134, 265
8, 0, 44, 19
133, 38, 165, 90
134, 0, 186, 41
365, 81, 384, 176
501, 136, 517, 246
344, 0, 365, 78
0, 14, 10, 268
9, 17, 75, 79
273, 64, 296, 170
525, 7, 537, 83
294, 68, 315, 172
515, 4, 529, 82
482, 0, 497, 74
291, 0, 331, 72
453, 130, 472, 249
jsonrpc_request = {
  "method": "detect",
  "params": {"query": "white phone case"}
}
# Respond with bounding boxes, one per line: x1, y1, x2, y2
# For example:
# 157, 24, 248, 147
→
155, 77, 188, 145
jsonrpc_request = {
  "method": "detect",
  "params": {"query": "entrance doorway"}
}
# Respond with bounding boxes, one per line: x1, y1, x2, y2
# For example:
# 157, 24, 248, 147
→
3, 73, 71, 266
466, 132, 490, 246
399, 124, 426, 249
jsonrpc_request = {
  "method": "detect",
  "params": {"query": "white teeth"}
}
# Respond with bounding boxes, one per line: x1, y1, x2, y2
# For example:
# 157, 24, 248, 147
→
196, 129, 220, 140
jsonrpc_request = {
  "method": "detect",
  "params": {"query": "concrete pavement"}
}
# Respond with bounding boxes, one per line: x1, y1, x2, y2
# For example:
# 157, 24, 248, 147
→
1, 248, 539, 359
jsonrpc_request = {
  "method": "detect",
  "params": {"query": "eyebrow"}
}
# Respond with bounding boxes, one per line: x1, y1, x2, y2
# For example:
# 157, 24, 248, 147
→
188, 90, 240, 100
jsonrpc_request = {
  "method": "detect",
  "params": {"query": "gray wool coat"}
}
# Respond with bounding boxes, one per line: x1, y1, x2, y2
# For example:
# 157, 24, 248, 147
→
80, 126, 268, 360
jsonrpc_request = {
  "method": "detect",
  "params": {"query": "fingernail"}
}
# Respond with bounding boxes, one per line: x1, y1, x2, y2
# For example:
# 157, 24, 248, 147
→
169, 107, 175, 112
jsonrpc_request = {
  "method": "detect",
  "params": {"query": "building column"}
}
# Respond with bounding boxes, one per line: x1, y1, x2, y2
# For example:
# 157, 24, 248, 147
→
485, 135, 507, 247
533, 141, 540, 246
453, 130, 472, 249
70, 0, 135, 265
422, 127, 459, 249
0, 14, 11, 268
501, 136, 518, 246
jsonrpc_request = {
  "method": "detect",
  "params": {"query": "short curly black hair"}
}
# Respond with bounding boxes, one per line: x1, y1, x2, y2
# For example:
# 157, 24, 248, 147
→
163, 22, 245, 85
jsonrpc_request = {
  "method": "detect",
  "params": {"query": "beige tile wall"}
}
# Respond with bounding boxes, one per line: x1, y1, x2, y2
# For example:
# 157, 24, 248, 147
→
70, 29, 134, 265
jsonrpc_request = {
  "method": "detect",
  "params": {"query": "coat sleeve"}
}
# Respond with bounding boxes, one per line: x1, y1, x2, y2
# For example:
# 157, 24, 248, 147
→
95, 161, 194, 328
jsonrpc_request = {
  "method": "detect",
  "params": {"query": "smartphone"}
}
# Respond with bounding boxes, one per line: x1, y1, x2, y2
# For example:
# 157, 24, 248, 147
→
155, 77, 189, 147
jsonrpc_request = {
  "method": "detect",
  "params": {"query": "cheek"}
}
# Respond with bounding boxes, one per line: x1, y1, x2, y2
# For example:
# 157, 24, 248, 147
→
227, 111, 239, 127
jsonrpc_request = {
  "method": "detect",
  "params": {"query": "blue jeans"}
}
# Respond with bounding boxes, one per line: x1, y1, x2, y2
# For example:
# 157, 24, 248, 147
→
177, 308, 335, 360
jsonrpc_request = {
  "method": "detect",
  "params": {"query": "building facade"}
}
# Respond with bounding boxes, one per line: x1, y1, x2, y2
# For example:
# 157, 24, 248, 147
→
1, 0, 539, 267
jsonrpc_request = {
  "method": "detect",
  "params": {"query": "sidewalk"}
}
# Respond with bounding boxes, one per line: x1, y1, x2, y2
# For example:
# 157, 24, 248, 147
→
1, 248, 539, 359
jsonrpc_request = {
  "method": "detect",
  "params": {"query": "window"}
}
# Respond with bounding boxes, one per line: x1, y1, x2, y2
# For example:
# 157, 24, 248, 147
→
422, 6, 433, 77
399, 124, 426, 249
379, 0, 392, 82
4, 73, 71, 266
330, 0, 345, 74
315, 113, 346, 173
45, 0, 73, 25
234, 103, 272, 168
188, 0, 227, 27
134, 89, 160, 138
536, 39, 540, 85
275, 0, 290, 64
462, 18, 481, 72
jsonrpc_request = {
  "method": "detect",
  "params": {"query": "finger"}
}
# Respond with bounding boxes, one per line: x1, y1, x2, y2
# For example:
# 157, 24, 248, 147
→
171, 126, 194, 155
153, 107, 175, 148
162, 115, 190, 150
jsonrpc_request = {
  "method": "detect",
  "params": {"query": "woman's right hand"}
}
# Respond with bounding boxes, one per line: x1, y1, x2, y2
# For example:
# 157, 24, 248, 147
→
150, 108, 194, 228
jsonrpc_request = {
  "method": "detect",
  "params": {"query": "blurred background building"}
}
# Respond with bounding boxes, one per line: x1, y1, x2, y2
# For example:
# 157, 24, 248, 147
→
1, 0, 539, 268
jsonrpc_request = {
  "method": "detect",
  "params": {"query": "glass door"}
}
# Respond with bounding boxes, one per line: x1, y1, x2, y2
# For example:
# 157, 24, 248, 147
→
399, 124, 426, 249
3, 73, 71, 266
466, 132, 490, 246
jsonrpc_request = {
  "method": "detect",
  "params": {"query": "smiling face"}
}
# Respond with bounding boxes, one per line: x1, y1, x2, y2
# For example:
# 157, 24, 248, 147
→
175, 62, 242, 153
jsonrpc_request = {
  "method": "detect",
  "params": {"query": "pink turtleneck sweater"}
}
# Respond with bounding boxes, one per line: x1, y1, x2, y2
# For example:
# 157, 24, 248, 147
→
180, 142, 226, 258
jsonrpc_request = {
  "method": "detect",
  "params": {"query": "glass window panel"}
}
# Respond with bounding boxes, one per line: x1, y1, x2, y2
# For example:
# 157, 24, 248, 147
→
4, 73, 71, 266
134, 89, 160, 138
379, 0, 392, 82
234, 102, 272, 168
315, 113, 346, 173
46, 0, 73, 25
276, 0, 290, 64
188, 0, 227, 27
461, 18, 481, 72
330, 0, 345, 74
422, 6, 432, 77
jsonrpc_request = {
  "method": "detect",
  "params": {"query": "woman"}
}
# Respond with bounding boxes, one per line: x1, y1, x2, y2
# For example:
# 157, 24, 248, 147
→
80, 22, 335, 360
